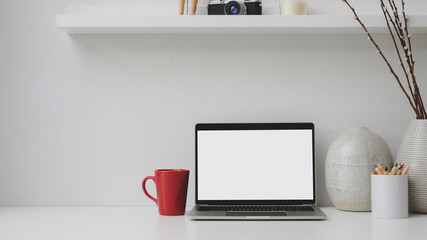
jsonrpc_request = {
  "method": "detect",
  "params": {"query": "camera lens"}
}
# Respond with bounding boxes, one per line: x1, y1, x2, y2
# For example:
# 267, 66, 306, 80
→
225, 1, 246, 15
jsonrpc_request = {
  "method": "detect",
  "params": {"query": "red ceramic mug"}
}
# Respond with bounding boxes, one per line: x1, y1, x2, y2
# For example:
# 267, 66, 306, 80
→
142, 169, 189, 216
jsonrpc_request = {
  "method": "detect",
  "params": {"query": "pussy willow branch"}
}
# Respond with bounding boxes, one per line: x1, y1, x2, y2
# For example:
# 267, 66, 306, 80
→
400, 0, 427, 117
386, 0, 415, 81
388, 0, 426, 118
379, 0, 415, 108
341, 0, 417, 115
380, 0, 426, 116
393, 0, 426, 118
401, 0, 415, 67
383, 1, 411, 75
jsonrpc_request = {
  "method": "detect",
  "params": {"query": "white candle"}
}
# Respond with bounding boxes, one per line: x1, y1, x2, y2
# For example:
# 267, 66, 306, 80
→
279, 0, 307, 15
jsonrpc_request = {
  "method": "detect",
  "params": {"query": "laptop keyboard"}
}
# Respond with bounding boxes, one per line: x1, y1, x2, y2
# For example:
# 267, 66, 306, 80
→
198, 206, 314, 212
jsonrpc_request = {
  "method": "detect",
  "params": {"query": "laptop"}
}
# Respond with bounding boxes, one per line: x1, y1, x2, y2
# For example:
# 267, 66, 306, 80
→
188, 123, 326, 220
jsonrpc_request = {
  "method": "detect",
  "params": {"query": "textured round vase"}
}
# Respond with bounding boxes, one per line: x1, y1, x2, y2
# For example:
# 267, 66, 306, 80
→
325, 127, 393, 211
396, 120, 427, 213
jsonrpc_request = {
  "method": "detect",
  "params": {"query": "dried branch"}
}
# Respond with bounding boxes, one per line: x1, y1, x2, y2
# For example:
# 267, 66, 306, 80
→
342, 0, 426, 119
342, 0, 417, 114
401, 0, 415, 67
400, 0, 426, 118
379, 1, 415, 107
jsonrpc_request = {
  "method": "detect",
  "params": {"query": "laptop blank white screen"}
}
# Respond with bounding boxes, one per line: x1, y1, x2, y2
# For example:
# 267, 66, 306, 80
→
197, 129, 314, 200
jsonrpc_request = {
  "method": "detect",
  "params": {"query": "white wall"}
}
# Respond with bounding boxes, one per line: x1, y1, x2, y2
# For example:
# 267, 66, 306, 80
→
1, 0, 427, 206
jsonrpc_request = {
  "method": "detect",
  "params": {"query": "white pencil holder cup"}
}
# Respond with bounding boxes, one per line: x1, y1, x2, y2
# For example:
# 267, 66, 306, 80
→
371, 174, 408, 219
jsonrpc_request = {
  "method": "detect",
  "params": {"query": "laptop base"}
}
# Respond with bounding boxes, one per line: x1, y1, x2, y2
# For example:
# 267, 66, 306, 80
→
188, 205, 326, 220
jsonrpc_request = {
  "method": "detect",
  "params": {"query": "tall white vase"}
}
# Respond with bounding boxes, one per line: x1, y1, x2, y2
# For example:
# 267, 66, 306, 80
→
325, 127, 393, 211
396, 119, 427, 213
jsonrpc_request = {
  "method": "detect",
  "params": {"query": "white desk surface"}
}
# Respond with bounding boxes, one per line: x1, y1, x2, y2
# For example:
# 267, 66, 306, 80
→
0, 206, 426, 240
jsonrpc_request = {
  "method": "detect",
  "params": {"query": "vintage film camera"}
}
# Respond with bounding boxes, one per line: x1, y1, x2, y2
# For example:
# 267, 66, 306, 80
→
207, 0, 262, 15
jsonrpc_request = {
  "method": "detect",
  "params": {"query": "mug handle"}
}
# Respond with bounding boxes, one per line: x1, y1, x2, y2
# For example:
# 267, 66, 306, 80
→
142, 176, 158, 205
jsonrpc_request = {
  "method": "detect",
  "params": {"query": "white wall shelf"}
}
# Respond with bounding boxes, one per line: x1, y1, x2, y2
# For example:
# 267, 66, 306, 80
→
56, 14, 427, 35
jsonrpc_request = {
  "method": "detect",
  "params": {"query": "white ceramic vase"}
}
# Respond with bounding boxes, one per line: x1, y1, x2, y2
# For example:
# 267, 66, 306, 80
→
396, 119, 427, 213
325, 127, 393, 211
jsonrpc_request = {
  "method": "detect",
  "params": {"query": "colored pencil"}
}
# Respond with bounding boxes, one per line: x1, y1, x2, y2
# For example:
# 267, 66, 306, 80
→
390, 163, 398, 175
377, 163, 386, 175
396, 166, 403, 175
402, 164, 411, 175
375, 167, 383, 175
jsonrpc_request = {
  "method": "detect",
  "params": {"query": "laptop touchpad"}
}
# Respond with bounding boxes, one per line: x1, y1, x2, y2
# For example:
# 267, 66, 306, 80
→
227, 212, 288, 216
